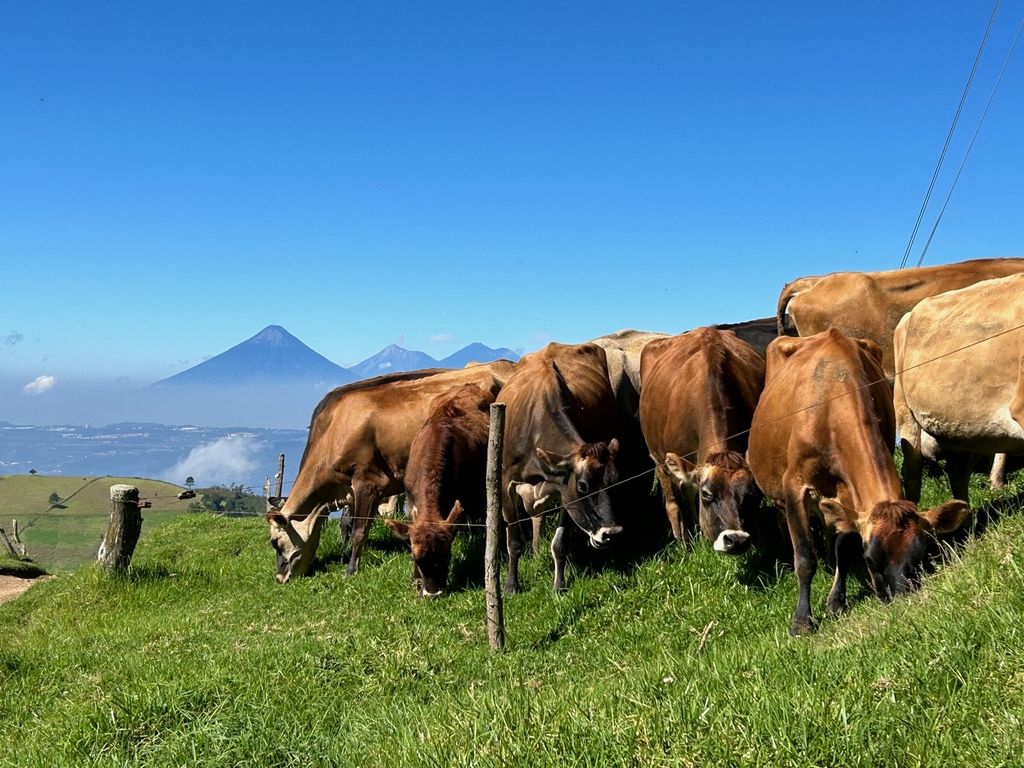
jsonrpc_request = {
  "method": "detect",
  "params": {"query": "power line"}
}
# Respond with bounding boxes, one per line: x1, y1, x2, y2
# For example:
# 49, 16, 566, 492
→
899, 0, 1002, 269
914, 17, 1024, 268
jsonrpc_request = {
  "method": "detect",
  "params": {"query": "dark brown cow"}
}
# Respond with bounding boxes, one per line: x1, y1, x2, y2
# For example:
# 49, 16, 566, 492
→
384, 383, 495, 597
714, 317, 796, 358
501, 342, 623, 593
776, 257, 1024, 378
639, 327, 765, 552
267, 361, 515, 583
748, 330, 969, 634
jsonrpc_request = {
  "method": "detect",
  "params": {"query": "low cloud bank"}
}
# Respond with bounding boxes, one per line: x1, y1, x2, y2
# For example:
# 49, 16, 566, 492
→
23, 375, 56, 395
163, 434, 268, 488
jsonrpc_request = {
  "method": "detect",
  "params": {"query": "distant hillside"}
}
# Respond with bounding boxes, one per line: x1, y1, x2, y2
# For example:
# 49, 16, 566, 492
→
439, 342, 519, 368
150, 326, 355, 389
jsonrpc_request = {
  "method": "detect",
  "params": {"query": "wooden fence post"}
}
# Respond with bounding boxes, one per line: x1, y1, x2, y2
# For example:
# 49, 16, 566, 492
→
12, 520, 26, 557
97, 484, 143, 572
275, 454, 285, 498
484, 402, 506, 651
0, 525, 16, 557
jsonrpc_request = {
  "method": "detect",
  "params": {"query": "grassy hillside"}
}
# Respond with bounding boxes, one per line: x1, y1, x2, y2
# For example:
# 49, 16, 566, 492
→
0, 469, 1022, 766
0, 475, 194, 572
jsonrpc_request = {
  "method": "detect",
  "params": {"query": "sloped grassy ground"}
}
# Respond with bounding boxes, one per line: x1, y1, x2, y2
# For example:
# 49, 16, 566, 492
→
1, 469, 1023, 767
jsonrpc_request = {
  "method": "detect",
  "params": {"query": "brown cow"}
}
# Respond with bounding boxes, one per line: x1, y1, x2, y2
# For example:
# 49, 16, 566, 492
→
267, 361, 515, 583
639, 327, 765, 552
894, 273, 1024, 506
776, 257, 1024, 377
501, 342, 623, 593
748, 330, 969, 634
384, 383, 495, 597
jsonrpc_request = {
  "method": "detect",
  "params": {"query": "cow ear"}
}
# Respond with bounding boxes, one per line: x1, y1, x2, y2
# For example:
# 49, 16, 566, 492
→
607, 438, 620, 458
446, 500, 465, 526
536, 447, 572, 475
852, 337, 885, 368
267, 510, 288, 528
768, 336, 802, 360
920, 500, 970, 534
818, 498, 845, 527
266, 496, 285, 513
663, 452, 695, 482
384, 519, 411, 540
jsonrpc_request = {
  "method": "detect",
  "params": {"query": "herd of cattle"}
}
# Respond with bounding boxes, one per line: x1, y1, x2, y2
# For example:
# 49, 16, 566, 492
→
267, 257, 1024, 634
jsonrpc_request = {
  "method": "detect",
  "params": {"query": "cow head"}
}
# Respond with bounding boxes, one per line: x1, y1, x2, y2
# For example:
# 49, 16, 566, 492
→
822, 498, 969, 601
385, 501, 465, 598
664, 450, 759, 555
537, 438, 623, 548
267, 497, 325, 583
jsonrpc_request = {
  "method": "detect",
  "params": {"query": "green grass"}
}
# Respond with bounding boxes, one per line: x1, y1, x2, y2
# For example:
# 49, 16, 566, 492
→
0, 475, 197, 572
0, 555, 47, 578
0, 468, 1022, 767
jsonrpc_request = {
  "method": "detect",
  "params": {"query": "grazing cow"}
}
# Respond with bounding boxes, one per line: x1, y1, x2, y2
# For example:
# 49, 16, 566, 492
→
776, 257, 1024, 377
713, 317, 796, 358
748, 330, 969, 634
501, 342, 624, 592
639, 327, 765, 552
267, 361, 515, 583
384, 383, 495, 597
894, 273, 1024, 505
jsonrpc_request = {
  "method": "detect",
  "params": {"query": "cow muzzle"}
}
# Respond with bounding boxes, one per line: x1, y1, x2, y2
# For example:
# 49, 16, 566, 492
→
588, 525, 624, 549
713, 529, 751, 555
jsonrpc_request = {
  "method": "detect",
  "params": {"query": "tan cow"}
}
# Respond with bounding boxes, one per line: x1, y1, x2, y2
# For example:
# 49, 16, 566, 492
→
748, 330, 968, 634
500, 342, 624, 593
385, 383, 496, 598
639, 327, 765, 551
267, 361, 515, 583
776, 257, 1024, 377
894, 273, 1024, 506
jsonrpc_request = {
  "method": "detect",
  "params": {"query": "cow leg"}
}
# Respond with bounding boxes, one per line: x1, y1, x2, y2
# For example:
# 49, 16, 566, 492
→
900, 437, 924, 504
785, 487, 818, 635
945, 452, 972, 505
348, 482, 385, 576
655, 465, 685, 542
551, 509, 572, 593
990, 453, 1008, 490
531, 513, 545, 555
826, 532, 858, 616
504, 487, 527, 594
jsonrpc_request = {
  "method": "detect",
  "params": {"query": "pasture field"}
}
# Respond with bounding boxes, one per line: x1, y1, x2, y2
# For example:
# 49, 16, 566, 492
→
0, 475, 194, 572
1, 468, 1023, 767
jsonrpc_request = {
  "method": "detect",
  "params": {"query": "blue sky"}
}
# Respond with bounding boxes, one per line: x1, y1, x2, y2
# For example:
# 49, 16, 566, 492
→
2, 2, 1022, 391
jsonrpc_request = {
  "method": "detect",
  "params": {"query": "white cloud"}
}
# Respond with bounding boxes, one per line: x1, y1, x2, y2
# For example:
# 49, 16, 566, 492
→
23, 375, 56, 395
429, 333, 455, 344
164, 434, 267, 487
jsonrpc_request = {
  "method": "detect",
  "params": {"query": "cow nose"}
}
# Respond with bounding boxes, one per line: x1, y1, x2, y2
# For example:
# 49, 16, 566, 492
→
714, 529, 751, 555
592, 525, 624, 546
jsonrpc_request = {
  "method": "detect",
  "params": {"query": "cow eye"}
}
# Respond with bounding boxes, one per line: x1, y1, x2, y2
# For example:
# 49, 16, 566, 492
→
700, 487, 714, 502
576, 480, 589, 495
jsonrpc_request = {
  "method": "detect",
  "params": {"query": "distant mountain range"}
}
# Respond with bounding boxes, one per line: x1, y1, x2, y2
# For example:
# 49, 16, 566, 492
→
149, 326, 520, 390
151, 326, 356, 388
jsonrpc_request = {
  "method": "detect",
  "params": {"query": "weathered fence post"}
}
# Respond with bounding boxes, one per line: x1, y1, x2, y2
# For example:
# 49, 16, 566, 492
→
484, 402, 506, 651
97, 484, 142, 572
12, 520, 26, 557
0, 525, 16, 557
275, 454, 286, 498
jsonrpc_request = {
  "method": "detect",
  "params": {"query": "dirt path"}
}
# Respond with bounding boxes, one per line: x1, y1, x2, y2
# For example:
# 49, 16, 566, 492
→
0, 575, 44, 606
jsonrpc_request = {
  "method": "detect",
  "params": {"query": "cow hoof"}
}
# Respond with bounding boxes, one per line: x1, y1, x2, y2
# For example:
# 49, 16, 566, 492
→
789, 617, 818, 636
504, 581, 520, 595
826, 597, 848, 616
